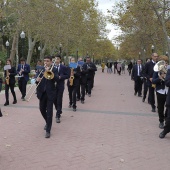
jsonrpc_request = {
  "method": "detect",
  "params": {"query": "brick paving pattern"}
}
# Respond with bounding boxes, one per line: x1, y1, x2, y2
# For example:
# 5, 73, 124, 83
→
0, 68, 170, 170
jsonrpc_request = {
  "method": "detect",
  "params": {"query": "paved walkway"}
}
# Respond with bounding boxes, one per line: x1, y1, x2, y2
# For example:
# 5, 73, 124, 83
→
0, 68, 170, 170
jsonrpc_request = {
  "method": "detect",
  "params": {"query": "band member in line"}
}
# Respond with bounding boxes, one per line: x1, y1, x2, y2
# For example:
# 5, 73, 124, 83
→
131, 59, 144, 97
144, 53, 159, 112
67, 57, 80, 111
142, 58, 151, 103
17, 58, 30, 101
159, 65, 170, 138
152, 55, 168, 129
77, 57, 88, 104
4, 59, 17, 106
85, 56, 97, 97
54, 54, 69, 123
36, 56, 58, 138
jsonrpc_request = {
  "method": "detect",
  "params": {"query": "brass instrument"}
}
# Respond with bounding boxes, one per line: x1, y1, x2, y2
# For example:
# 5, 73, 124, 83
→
5, 69, 10, 85
69, 68, 74, 86
152, 60, 167, 88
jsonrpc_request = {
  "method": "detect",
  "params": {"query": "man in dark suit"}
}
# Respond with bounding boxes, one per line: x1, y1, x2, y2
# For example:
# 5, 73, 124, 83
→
144, 53, 159, 112
131, 59, 144, 97
159, 67, 170, 138
77, 57, 88, 104
17, 58, 30, 100
85, 57, 97, 97
54, 55, 69, 123
36, 56, 58, 138
4, 59, 17, 106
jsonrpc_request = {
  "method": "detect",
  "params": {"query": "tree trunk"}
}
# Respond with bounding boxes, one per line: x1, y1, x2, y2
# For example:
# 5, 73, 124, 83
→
26, 35, 36, 65
15, 33, 19, 67
40, 43, 46, 60
10, 32, 18, 64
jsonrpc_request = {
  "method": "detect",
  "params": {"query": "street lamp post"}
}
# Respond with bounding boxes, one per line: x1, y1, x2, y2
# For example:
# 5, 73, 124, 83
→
143, 49, 146, 62
76, 48, 78, 61
166, 51, 168, 57
38, 46, 41, 59
20, 31, 25, 59
5, 40, 9, 58
151, 45, 154, 53
59, 43, 62, 56
139, 52, 141, 59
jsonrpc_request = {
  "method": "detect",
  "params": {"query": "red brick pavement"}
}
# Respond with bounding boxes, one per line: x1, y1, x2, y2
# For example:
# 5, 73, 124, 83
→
0, 68, 170, 170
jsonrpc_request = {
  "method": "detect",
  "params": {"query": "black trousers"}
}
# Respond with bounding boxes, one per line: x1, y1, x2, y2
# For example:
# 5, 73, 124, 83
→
77, 83, 86, 101
5, 83, 17, 102
148, 85, 155, 108
156, 92, 167, 123
134, 76, 143, 95
18, 78, 27, 98
86, 78, 93, 95
164, 107, 170, 133
68, 85, 78, 108
39, 92, 53, 133
54, 88, 64, 118
143, 79, 149, 101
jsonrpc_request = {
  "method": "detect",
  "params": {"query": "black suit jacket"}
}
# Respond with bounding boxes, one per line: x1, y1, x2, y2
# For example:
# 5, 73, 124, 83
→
85, 62, 97, 78
144, 61, 155, 86
165, 69, 170, 106
131, 64, 144, 81
4, 66, 17, 84
36, 67, 58, 101
56, 64, 69, 90
152, 71, 165, 91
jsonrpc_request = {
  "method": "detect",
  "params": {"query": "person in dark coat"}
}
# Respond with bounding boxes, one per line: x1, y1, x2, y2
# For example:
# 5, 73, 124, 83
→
67, 57, 81, 111
127, 62, 133, 76
4, 59, 17, 106
53, 55, 69, 123
36, 56, 58, 138
144, 53, 159, 112
17, 58, 30, 100
152, 55, 168, 129
159, 65, 170, 138
131, 59, 144, 97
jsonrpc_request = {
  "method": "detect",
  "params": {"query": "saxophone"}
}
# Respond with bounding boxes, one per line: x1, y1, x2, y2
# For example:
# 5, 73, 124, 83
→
69, 68, 74, 86
5, 69, 10, 85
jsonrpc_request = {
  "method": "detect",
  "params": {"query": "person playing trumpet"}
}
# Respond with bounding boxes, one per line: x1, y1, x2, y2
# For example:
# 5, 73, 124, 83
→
4, 59, 17, 106
36, 56, 58, 138
152, 55, 168, 129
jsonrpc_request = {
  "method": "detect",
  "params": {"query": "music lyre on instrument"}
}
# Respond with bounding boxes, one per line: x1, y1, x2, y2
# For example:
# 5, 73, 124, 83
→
4, 65, 11, 85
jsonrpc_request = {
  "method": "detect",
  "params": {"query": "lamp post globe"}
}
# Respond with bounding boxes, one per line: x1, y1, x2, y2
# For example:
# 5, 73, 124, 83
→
151, 45, 154, 53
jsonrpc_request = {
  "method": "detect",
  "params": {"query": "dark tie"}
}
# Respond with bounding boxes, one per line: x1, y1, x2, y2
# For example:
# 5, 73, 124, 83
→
56, 65, 59, 74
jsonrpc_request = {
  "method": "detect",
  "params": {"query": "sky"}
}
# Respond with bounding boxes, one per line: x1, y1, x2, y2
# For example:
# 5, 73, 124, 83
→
97, 0, 121, 42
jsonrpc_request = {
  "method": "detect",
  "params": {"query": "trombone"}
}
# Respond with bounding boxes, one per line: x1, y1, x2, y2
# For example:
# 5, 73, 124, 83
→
26, 58, 57, 102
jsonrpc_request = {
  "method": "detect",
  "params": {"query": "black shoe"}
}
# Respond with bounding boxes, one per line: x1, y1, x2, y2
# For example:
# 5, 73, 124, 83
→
22, 97, 26, 101
44, 125, 47, 130
138, 95, 142, 97
68, 105, 72, 108
152, 108, 156, 112
88, 94, 91, 97
76, 98, 80, 101
159, 122, 164, 129
4, 102, 9, 106
81, 100, 84, 104
142, 98, 145, 102
56, 118, 60, 123
13, 100, 17, 104
73, 108, 76, 112
159, 130, 167, 139
45, 132, 50, 138
134, 92, 137, 96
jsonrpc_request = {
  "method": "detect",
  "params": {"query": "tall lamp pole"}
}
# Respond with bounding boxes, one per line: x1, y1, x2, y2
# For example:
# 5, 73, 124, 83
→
151, 45, 154, 53
20, 31, 25, 59
139, 52, 141, 59
5, 40, 9, 58
38, 46, 41, 59
76, 48, 78, 61
59, 43, 62, 57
